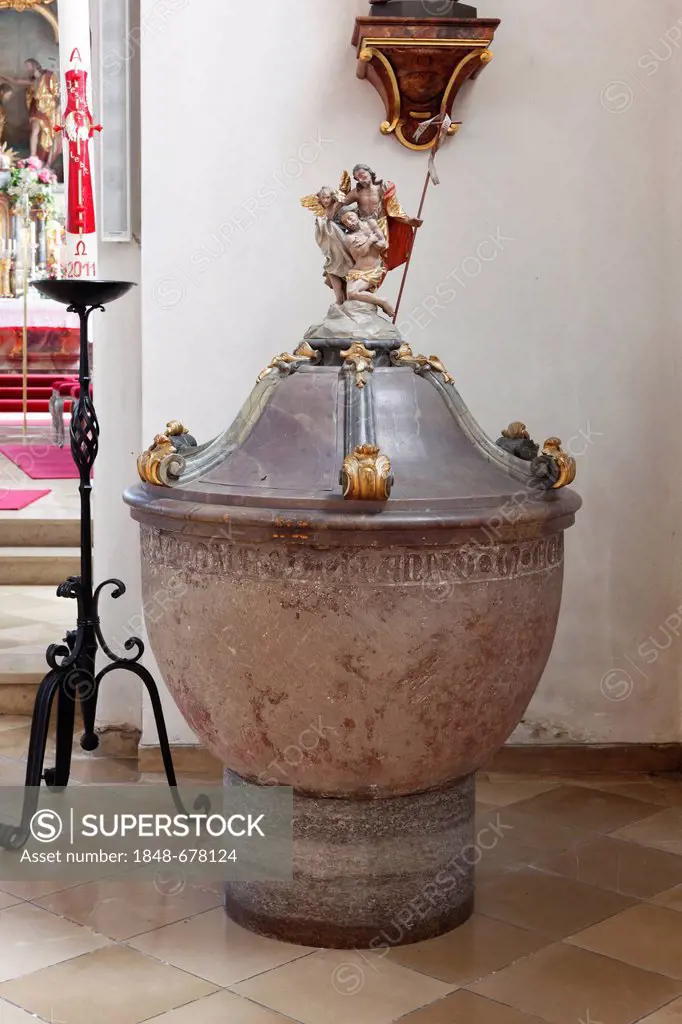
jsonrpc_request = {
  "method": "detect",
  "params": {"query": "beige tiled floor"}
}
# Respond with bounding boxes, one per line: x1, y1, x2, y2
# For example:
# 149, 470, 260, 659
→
1, 715, 682, 1022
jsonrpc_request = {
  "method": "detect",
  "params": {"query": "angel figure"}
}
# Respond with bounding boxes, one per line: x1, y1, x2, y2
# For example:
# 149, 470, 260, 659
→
338, 206, 394, 319
301, 173, 353, 305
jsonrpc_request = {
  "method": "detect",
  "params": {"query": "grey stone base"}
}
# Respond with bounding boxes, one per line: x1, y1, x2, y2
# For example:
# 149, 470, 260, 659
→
304, 301, 403, 342
223, 769, 475, 949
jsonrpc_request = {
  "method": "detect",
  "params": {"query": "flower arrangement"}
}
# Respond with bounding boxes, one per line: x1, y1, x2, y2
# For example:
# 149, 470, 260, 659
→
0, 156, 57, 215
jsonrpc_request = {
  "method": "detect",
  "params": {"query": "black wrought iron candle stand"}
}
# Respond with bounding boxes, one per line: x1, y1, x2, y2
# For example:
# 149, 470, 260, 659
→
0, 279, 183, 850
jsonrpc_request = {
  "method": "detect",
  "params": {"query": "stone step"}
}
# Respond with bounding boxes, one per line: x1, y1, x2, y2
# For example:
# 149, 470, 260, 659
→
0, 518, 81, 547
0, 672, 42, 715
0, 547, 80, 585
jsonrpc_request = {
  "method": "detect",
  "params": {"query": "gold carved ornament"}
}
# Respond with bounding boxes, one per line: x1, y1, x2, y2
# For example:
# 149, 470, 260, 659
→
358, 45, 401, 136
358, 39, 493, 151
165, 421, 188, 439
341, 342, 375, 389
137, 421, 191, 487
502, 422, 530, 440
0, 0, 58, 40
342, 444, 393, 501
257, 341, 320, 383
391, 343, 454, 385
0, 0, 54, 8
541, 437, 577, 490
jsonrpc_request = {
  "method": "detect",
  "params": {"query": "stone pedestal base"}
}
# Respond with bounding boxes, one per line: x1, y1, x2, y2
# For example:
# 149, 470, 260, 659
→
223, 769, 475, 949
304, 301, 402, 342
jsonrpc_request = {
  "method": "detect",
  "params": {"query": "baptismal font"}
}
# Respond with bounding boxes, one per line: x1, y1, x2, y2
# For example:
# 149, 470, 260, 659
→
130, 154, 581, 947
127, 1, 582, 949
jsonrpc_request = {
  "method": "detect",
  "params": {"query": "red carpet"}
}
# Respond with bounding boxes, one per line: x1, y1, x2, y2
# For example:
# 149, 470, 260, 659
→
0, 373, 76, 414
0, 444, 79, 479
0, 488, 51, 510
0, 400, 59, 413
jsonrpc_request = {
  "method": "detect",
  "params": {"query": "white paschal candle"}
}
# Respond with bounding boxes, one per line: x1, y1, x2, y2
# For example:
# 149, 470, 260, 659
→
57, 0, 100, 279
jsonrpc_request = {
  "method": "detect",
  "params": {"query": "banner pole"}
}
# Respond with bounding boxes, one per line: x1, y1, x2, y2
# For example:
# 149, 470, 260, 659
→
392, 171, 431, 325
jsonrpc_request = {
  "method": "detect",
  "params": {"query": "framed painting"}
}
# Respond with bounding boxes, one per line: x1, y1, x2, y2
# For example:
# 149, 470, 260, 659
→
0, 0, 63, 181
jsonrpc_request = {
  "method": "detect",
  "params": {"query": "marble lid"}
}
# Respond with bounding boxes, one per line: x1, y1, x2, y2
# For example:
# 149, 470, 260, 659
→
126, 330, 581, 537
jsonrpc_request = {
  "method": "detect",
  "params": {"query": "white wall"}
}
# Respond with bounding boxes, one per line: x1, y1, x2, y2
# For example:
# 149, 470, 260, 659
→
92, 243, 143, 736
91, 0, 143, 736
131, 0, 682, 747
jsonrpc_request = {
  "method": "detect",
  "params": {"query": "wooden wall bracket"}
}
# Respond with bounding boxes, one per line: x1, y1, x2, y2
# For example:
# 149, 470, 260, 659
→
352, 15, 500, 150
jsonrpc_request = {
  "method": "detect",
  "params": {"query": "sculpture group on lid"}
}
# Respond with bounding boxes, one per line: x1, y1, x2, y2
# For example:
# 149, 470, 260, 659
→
301, 163, 421, 320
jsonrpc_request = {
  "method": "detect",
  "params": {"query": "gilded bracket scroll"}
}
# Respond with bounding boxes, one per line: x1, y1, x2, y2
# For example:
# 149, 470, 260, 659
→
391, 343, 454, 385
532, 438, 577, 491
341, 342, 375, 389
137, 421, 197, 487
257, 341, 321, 384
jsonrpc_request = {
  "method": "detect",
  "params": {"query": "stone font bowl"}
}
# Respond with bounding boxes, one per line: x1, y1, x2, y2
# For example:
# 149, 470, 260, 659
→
125, 338, 581, 947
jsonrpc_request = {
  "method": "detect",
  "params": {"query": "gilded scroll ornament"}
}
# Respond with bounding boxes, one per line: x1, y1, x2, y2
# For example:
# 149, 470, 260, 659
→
137, 435, 183, 488
530, 437, 577, 490
540, 437, 577, 489
137, 421, 196, 487
342, 444, 393, 501
391, 343, 454, 384
341, 341, 375, 388
358, 45, 401, 137
256, 342, 320, 384
295, 341, 319, 359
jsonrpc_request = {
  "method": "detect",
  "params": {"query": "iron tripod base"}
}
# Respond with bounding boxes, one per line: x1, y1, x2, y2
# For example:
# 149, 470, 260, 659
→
0, 278, 187, 852
0, 580, 184, 851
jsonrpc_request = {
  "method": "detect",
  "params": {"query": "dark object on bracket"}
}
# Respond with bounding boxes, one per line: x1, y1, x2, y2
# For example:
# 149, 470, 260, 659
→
370, 1, 479, 17
0, 278, 199, 852
167, 423, 198, 452
530, 453, 561, 490
496, 422, 540, 463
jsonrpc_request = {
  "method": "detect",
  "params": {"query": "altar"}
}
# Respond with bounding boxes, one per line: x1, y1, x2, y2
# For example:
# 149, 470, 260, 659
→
0, 294, 78, 372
